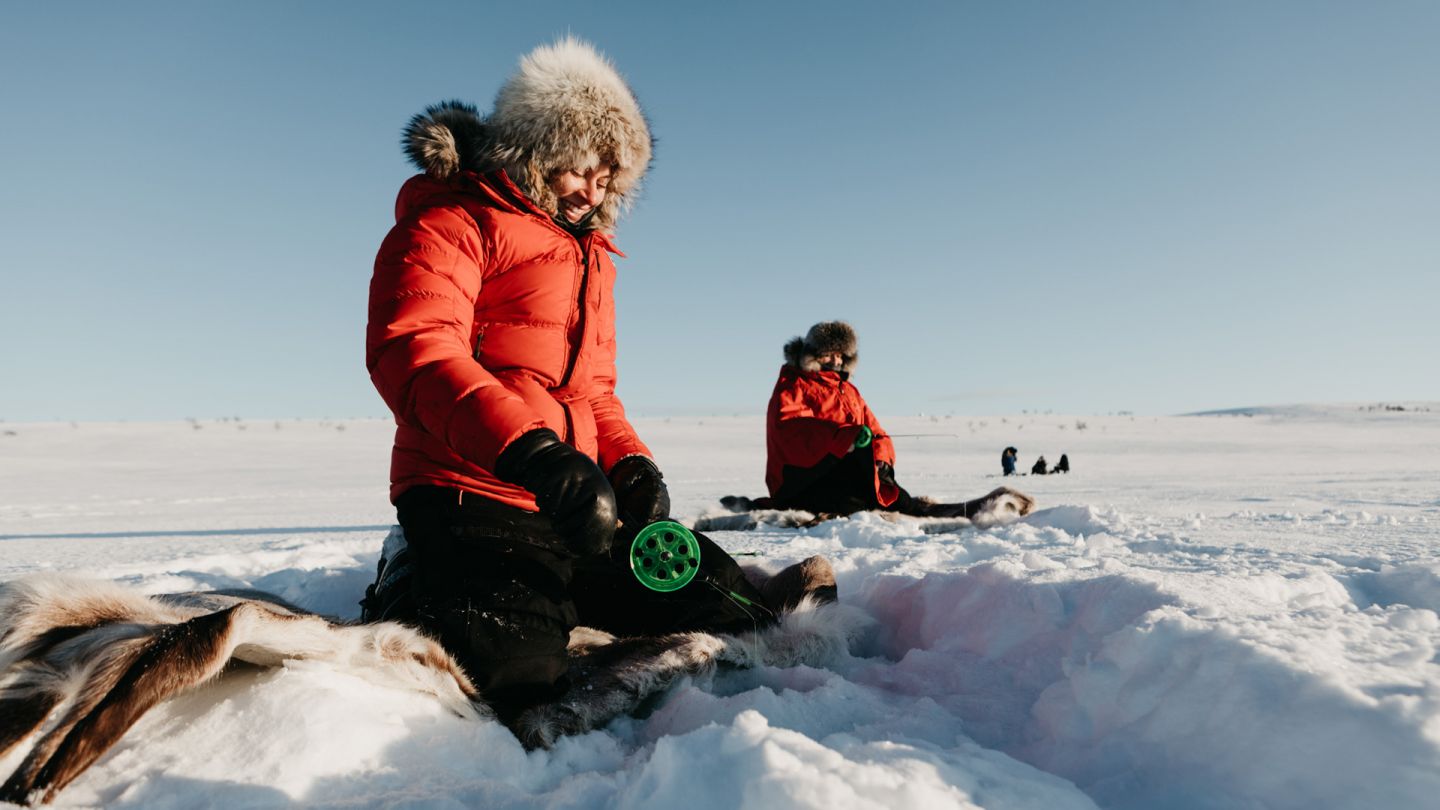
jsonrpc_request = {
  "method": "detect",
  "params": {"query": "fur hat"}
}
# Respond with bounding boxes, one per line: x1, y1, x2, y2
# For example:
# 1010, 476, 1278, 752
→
783, 321, 859, 373
402, 37, 652, 232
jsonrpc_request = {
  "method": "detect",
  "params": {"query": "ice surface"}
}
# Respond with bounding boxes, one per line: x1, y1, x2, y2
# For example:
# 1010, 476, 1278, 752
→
1, 406, 1438, 808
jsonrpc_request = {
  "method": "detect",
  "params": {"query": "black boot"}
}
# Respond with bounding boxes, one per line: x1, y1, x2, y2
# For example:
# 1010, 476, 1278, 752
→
360, 544, 416, 623
760, 555, 838, 612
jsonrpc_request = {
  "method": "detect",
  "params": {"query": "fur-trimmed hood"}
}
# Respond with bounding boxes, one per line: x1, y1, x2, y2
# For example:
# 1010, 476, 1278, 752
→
401, 37, 652, 233
782, 321, 859, 374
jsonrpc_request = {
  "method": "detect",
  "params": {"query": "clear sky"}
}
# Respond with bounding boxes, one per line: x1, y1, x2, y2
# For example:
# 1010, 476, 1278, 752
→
2, 1, 1436, 422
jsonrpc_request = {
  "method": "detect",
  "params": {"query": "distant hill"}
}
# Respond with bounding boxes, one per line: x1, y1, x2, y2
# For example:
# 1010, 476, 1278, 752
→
1184, 402, 1437, 418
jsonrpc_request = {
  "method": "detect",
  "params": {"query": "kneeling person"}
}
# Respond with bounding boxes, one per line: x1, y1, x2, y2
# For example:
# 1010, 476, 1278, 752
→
363, 40, 800, 729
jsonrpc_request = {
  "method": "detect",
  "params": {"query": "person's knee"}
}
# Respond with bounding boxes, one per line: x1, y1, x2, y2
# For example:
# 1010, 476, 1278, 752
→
409, 550, 578, 706
418, 597, 571, 698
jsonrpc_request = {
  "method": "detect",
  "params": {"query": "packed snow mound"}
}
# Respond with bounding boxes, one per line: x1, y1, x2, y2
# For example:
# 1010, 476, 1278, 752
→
1020, 504, 1122, 537
1346, 563, 1440, 613
855, 564, 1440, 810
618, 710, 1097, 810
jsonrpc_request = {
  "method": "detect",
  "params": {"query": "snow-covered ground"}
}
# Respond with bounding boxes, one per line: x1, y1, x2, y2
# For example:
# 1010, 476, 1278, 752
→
1, 406, 1438, 809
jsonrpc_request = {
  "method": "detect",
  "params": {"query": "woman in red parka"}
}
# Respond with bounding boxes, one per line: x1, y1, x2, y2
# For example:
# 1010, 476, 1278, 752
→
766, 321, 1035, 519
363, 39, 776, 727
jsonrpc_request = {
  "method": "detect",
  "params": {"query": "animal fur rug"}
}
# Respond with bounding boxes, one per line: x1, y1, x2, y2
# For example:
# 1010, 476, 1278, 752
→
0, 573, 869, 805
698, 486, 1035, 534
696, 508, 981, 533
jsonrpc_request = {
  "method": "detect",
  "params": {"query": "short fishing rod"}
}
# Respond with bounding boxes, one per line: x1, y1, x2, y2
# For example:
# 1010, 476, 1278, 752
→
625, 520, 774, 619
852, 426, 960, 448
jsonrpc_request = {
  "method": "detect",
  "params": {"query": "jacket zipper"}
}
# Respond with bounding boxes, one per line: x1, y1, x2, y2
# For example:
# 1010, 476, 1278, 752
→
472, 325, 486, 360
557, 243, 591, 388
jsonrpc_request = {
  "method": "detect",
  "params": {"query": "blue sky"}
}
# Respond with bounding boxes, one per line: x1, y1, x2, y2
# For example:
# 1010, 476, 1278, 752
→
2, 1, 1436, 421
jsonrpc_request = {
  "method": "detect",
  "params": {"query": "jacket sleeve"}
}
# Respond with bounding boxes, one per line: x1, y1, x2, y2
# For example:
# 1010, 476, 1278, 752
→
366, 204, 545, 470
861, 401, 900, 506
589, 263, 651, 472
590, 360, 651, 472
772, 382, 864, 469
861, 402, 896, 468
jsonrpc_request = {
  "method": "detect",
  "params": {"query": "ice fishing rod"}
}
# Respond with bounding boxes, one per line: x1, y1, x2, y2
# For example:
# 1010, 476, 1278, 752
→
628, 521, 701, 592
852, 426, 960, 451
627, 520, 774, 619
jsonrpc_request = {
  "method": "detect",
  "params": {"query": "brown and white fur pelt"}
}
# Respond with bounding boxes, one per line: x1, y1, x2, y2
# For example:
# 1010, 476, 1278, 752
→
0, 575, 480, 806
514, 596, 871, 748
0, 574, 869, 803
700, 488, 1036, 533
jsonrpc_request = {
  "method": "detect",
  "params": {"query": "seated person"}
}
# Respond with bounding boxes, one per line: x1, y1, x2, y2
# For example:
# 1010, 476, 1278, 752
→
1031, 455, 1048, 475
1053, 453, 1070, 473
762, 321, 1034, 519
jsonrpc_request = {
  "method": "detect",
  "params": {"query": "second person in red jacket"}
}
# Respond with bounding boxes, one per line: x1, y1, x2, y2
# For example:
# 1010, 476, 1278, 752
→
765, 321, 1035, 519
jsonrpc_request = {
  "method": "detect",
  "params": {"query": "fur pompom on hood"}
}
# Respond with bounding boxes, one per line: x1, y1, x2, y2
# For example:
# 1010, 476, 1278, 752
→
783, 321, 859, 373
403, 100, 488, 181
401, 37, 653, 233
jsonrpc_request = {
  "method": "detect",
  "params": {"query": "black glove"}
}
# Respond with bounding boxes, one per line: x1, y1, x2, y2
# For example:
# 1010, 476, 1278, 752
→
608, 455, 670, 527
495, 429, 617, 555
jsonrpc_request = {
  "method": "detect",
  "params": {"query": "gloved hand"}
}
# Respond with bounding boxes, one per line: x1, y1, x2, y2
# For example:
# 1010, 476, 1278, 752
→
495, 429, 617, 555
609, 455, 670, 527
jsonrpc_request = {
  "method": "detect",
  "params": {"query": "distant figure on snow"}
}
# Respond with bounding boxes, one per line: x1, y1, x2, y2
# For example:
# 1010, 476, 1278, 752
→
754, 321, 1034, 519
1001, 446, 1019, 476
1053, 453, 1070, 474
1031, 455, 1048, 475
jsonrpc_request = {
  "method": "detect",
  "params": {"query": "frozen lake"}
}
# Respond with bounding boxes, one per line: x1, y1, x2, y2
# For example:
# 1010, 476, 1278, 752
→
1, 406, 1437, 809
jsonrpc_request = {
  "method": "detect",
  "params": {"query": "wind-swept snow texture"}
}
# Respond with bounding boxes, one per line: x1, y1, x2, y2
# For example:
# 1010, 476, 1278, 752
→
1, 406, 1438, 809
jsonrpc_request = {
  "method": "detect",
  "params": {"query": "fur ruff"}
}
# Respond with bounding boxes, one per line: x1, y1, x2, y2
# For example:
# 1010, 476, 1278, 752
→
402, 37, 652, 233
0, 574, 867, 803
783, 321, 859, 373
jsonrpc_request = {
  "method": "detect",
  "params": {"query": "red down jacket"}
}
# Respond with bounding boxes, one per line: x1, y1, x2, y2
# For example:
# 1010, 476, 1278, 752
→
765, 365, 899, 507
367, 169, 651, 508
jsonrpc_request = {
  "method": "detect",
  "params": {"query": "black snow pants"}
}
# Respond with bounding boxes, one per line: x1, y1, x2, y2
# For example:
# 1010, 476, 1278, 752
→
778, 446, 967, 517
391, 486, 774, 721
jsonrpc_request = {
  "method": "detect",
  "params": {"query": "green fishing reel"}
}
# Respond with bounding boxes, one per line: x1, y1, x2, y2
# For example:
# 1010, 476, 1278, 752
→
629, 520, 700, 592
853, 425, 873, 449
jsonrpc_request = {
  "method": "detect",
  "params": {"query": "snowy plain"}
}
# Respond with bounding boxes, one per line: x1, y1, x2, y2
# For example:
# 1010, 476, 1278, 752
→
1, 405, 1438, 810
